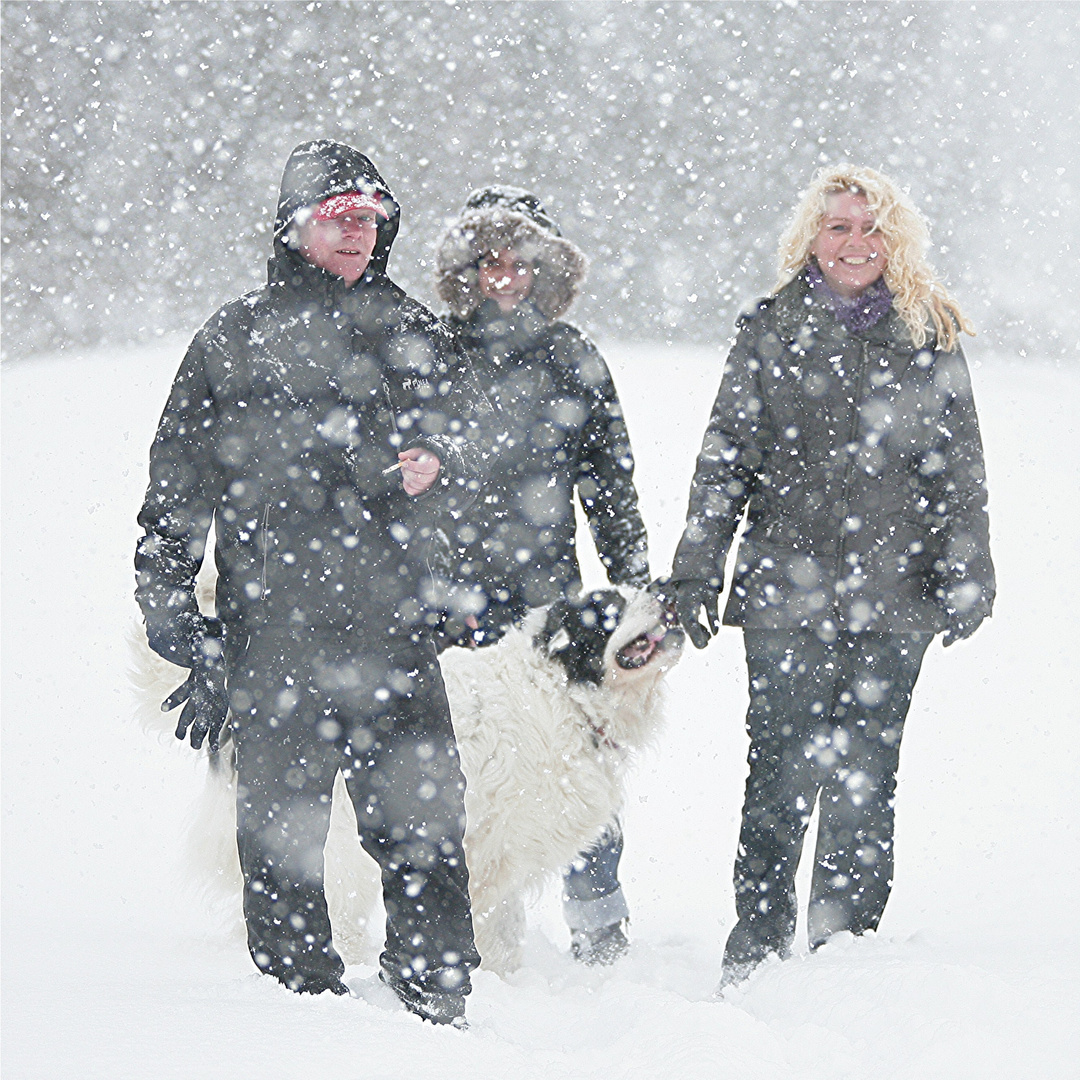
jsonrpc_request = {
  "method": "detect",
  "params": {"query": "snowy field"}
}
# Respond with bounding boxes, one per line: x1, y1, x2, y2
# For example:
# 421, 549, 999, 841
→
2, 337, 1077, 1079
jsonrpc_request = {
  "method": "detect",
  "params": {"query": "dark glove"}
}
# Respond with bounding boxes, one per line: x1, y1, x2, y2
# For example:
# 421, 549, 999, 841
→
669, 577, 723, 650
943, 612, 985, 648
161, 641, 229, 751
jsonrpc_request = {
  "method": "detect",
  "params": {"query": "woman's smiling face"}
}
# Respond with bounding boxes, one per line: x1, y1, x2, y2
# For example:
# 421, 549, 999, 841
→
478, 249, 535, 312
809, 191, 888, 299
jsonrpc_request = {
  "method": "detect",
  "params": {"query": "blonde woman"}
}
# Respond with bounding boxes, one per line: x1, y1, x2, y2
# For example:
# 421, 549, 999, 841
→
667, 165, 994, 989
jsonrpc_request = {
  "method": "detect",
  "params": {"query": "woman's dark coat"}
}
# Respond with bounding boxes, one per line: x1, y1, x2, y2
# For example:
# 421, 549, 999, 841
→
672, 271, 994, 634
449, 299, 649, 615
136, 141, 490, 666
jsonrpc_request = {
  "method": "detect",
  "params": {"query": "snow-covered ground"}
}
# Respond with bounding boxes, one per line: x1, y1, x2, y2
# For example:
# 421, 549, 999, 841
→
2, 337, 1077, 1079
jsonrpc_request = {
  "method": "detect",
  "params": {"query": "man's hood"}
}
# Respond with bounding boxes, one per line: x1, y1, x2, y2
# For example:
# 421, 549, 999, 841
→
273, 140, 400, 278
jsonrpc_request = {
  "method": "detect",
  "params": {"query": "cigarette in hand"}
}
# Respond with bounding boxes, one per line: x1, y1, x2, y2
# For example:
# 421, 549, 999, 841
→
382, 461, 404, 475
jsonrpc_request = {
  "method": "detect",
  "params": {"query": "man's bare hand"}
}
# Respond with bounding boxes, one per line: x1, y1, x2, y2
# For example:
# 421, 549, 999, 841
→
397, 447, 440, 496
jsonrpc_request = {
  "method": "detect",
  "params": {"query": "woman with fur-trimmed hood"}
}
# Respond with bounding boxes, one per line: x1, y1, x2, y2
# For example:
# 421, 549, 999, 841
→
435, 186, 650, 965
668, 165, 995, 991
435, 186, 649, 632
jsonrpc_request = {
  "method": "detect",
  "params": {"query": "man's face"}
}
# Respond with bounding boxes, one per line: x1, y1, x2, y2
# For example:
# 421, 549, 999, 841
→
296, 208, 379, 285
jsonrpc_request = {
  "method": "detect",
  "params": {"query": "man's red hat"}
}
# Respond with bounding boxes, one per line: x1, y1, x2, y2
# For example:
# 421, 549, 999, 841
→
312, 191, 390, 221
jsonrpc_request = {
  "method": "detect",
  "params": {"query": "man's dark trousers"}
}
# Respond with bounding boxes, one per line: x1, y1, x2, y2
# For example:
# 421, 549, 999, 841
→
227, 626, 479, 997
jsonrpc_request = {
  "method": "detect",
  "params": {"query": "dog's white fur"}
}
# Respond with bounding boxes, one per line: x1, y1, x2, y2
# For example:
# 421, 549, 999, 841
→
133, 587, 680, 975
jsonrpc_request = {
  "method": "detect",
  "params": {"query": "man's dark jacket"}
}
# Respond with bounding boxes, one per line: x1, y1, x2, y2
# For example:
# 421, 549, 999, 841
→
136, 141, 490, 666
672, 271, 995, 634
448, 299, 649, 615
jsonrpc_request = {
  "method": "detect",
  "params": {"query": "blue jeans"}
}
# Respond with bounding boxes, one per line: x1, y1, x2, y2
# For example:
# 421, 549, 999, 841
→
561, 821, 629, 932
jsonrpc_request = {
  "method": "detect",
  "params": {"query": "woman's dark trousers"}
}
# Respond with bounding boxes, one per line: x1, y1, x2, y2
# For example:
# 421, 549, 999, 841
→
722, 629, 931, 982
561, 821, 629, 932
227, 627, 479, 1000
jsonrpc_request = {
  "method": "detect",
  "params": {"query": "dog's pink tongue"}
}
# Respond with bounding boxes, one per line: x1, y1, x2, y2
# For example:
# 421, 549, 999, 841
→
620, 634, 657, 665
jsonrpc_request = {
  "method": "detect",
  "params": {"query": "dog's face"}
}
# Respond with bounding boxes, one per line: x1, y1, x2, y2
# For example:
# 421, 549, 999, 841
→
534, 588, 684, 687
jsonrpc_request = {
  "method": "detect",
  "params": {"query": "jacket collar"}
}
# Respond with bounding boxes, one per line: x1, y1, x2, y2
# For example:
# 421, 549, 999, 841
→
770, 270, 917, 351
458, 299, 551, 360
266, 243, 387, 312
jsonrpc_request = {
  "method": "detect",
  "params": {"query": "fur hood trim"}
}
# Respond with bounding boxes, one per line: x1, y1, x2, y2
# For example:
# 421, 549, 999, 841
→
435, 194, 587, 321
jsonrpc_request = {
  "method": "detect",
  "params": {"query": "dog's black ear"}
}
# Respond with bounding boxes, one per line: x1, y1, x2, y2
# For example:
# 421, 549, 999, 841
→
534, 600, 573, 653
534, 591, 627, 687
545, 627, 571, 655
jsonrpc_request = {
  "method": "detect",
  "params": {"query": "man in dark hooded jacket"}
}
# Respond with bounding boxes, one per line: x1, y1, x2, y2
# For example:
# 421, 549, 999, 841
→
135, 141, 488, 1025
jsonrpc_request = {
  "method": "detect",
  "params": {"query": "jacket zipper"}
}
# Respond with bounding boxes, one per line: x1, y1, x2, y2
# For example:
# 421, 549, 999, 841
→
259, 502, 272, 599
382, 378, 400, 438
834, 341, 870, 614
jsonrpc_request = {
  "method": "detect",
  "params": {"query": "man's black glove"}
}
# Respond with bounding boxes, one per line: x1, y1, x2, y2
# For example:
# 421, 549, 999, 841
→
161, 640, 229, 751
943, 612, 985, 648
667, 577, 723, 650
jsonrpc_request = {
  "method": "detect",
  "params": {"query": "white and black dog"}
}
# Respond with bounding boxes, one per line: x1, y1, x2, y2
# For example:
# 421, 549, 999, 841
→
134, 586, 682, 976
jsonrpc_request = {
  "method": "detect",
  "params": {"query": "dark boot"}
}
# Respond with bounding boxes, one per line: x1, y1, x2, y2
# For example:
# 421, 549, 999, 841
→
570, 918, 630, 966
379, 969, 468, 1028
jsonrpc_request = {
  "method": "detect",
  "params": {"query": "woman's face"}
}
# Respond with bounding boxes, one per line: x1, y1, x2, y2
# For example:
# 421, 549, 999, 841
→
478, 249, 535, 312
809, 191, 887, 299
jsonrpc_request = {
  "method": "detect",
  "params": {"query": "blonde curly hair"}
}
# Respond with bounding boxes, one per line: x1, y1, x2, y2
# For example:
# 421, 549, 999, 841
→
774, 165, 973, 351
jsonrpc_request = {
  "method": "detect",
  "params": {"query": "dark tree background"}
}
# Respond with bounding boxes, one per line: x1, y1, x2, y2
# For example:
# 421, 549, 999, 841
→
2, 1, 1077, 360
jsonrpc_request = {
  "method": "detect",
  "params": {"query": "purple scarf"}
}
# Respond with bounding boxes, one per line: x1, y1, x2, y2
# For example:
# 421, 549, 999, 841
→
806, 261, 893, 334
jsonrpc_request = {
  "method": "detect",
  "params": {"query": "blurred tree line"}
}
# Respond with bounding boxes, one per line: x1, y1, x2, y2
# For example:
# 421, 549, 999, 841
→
2, 0, 1076, 360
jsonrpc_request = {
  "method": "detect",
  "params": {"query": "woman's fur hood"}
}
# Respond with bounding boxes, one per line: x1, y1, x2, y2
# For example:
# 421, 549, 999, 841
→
436, 186, 586, 321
